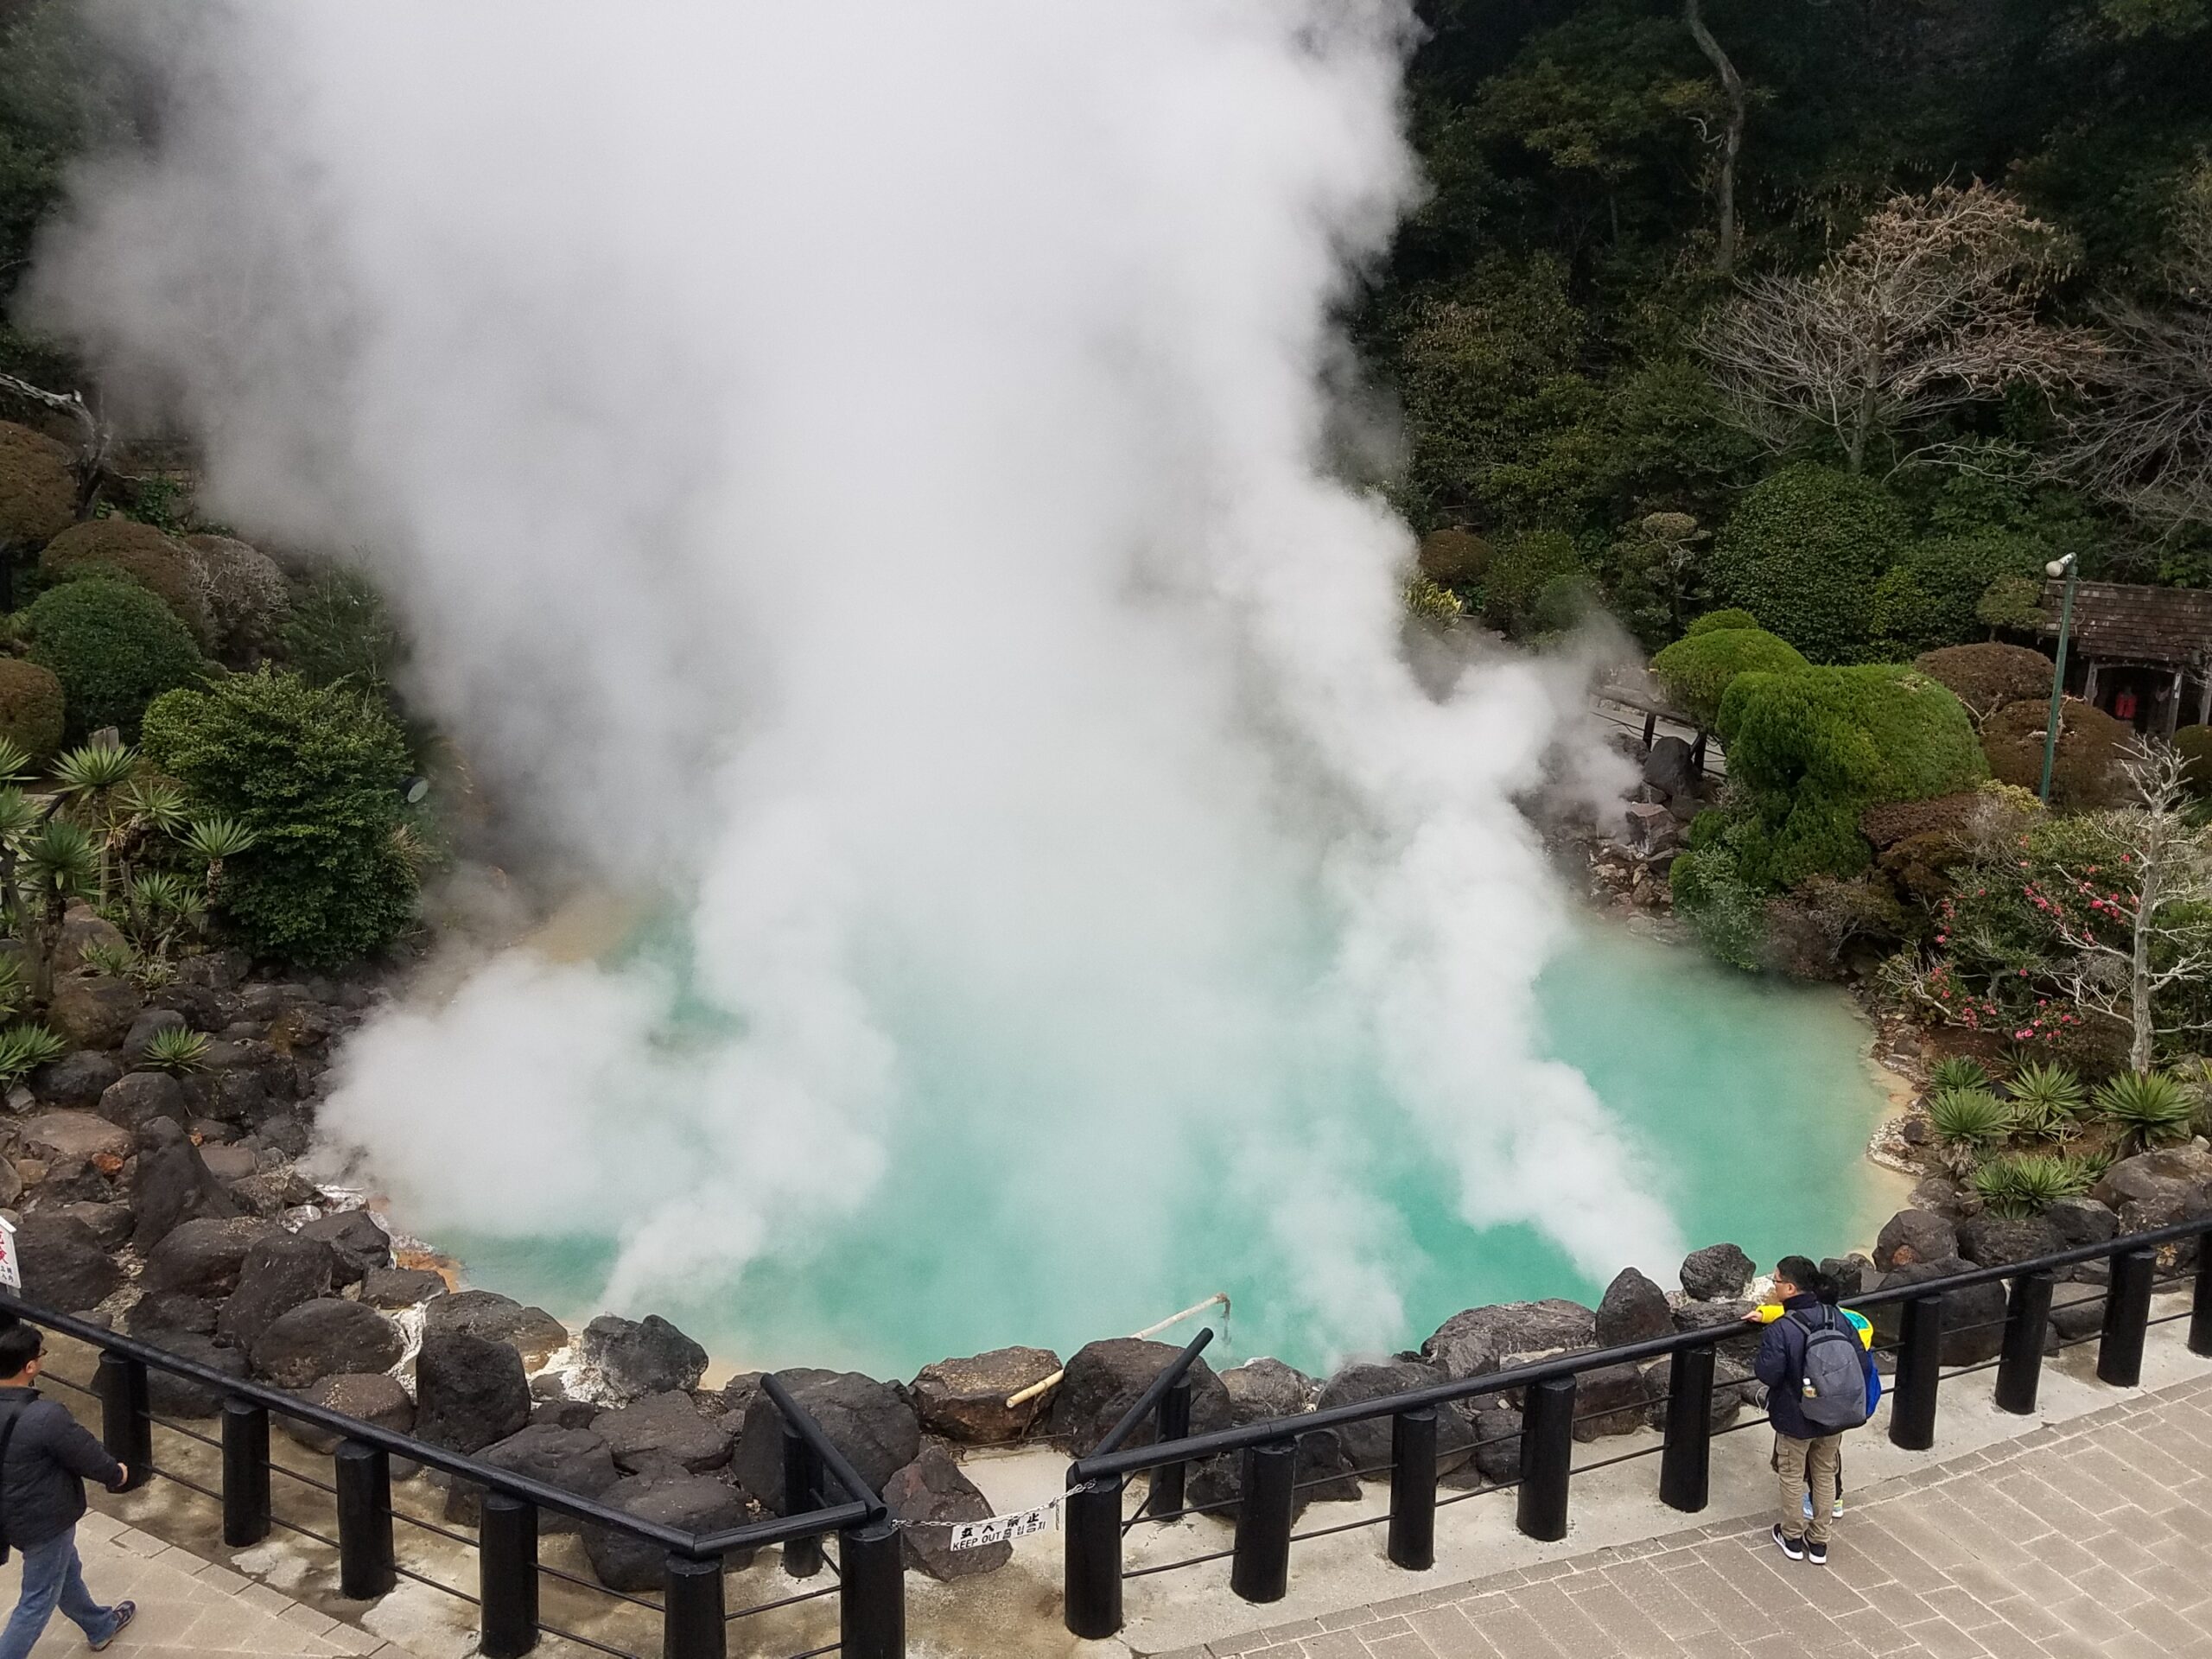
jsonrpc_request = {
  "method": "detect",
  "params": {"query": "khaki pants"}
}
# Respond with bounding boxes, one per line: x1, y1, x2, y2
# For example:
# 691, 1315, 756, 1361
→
1776, 1433, 1842, 1545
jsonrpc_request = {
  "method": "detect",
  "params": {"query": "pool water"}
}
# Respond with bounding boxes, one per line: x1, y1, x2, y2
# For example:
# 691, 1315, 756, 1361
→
437, 922, 1895, 1380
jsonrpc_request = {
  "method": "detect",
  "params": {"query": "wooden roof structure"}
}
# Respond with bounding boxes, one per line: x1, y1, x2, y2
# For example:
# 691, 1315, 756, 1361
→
2042, 580, 2212, 667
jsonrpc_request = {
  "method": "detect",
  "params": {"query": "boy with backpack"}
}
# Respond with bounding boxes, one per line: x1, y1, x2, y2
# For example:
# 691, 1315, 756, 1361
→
1751, 1255, 1878, 1566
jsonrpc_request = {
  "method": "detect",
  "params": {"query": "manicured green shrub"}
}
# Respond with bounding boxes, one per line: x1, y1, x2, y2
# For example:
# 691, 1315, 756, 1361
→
1416, 528, 1491, 587
1687, 608, 1760, 636
1527, 572, 1597, 635
23, 575, 205, 740
1869, 536, 2047, 655
1912, 643, 2057, 727
1709, 463, 1910, 663
39, 517, 213, 641
1975, 575, 2048, 635
0, 656, 64, 757
0, 420, 76, 545
1716, 665, 1987, 888
141, 668, 416, 967
1650, 625, 1808, 727
1481, 529, 1585, 635
1980, 696, 2131, 809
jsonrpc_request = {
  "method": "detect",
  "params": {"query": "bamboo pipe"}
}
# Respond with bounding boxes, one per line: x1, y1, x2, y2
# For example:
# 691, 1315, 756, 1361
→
1006, 1293, 1230, 1410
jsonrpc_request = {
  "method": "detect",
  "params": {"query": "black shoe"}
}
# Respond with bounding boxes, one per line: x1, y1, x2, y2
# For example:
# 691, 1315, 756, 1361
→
1807, 1540, 1828, 1567
91, 1601, 135, 1651
1772, 1524, 1804, 1560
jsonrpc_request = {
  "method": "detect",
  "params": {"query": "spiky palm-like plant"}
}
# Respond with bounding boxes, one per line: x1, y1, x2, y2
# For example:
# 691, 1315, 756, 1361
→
51, 739, 139, 902
1927, 1085, 2014, 1176
16, 817, 99, 1001
1929, 1056, 1993, 1094
1972, 1153, 2092, 1219
184, 816, 257, 906
2094, 1071, 2196, 1154
2005, 1061, 2088, 1139
143, 1025, 211, 1076
0, 1021, 67, 1087
0, 738, 33, 787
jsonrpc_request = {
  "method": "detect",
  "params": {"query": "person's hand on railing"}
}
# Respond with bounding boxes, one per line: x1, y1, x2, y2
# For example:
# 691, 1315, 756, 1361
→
110, 1464, 129, 1488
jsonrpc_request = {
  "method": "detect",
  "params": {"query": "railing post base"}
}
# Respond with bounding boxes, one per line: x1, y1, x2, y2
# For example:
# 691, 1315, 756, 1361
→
663, 1554, 724, 1659
840, 1517, 906, 1659
1658, 1345, 1715, 1513
2192, 1238, 2212, 1359
1995, 1270, 2056, 1416
1516, 1376, 1574, 1542
480, 1493, 539, 1658
1063, 1477, 1124, 1639
2099, 1247, 2157, 1389
1387, 1408, 1437, 1571
782, 1421, 825, 1577
220, 1399, 270, 1548
1890, 1294, 1944, 1451
94, 1352, 151, 1492
1148, 1377, 1192, 1520
334, 1440, 396, 1600
1230, 1439, 1297, 1604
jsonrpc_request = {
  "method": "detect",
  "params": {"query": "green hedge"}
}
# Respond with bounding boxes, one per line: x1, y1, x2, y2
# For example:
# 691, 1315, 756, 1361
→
1714, 664, 1987, 889
142, 668, 416, 967
1687, 607, 1760, 636
23, 575, 206, 740
1650, 625, 1809, 728
1869, 535, 2047, 655
1709, 463, 1910, 663
1482, 529, 1585, 635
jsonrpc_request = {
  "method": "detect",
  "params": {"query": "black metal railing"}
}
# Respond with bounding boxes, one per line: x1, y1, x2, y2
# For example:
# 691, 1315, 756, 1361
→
0, 1294, 906, 1659
1060, 1214, 2212, 1639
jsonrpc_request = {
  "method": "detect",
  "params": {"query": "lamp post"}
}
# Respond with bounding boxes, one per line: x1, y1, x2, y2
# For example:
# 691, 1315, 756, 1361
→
2038, 554, 2080, 806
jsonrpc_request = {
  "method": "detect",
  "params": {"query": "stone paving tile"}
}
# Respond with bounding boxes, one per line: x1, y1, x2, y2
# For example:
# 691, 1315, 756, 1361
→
1194, 1371, 2212, 1659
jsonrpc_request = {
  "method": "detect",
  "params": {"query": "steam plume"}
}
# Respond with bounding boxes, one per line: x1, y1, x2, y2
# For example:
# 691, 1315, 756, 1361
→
29, 0, 1680, 1364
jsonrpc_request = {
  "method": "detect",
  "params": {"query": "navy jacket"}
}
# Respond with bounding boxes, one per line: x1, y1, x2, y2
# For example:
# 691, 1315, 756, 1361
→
1754, 1294, 1875, 1440
0, 1386, 126, 1548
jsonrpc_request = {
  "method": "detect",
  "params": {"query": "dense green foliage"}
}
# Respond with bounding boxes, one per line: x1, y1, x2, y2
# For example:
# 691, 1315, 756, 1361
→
141, 669, 417, 967
1706, 465, 1911, 662
23, 575, 205, 740
1480, 527, 1586, 634
0, 656, 62, 755
1649, 624, 1806, 727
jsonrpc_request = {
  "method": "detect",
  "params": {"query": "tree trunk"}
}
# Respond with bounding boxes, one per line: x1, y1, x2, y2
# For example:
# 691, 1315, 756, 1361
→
1685, 0, 1746, 276
2130, 832, 2163, 1074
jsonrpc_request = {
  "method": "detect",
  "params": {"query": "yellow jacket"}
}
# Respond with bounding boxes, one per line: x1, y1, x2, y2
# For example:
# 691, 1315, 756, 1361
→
1751, 1303, 1873, 1348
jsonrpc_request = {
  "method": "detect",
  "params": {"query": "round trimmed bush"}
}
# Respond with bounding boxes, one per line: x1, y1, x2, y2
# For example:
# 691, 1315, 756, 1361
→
1651, 626, 1809, 728
141, 668, 416, 967
1913, 643, 2057, 727
1482, 530, 1585, 636
0, 421, 77, 546
0, 658, 66, 758
2177, 722, 2212, 798
1980, 696, 2131, 809
40, 518, 213, 642
23, 575, 206, 741
183, 534, 293, 661
1416, 528, 1490, 587
1709, 463, 1910, 663
1687, 607, 1760, 637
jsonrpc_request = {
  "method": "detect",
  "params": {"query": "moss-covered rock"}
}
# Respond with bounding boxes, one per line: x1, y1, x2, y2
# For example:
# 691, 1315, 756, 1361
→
1980, 696, 2132, 809
0, 421, 77, 547
0, 657, 67, 757
183, 534, 293, 661
40, 518, 213, 642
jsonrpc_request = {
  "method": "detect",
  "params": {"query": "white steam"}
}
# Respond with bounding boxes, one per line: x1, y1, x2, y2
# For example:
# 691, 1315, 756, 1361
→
29, 0, 1679, 1363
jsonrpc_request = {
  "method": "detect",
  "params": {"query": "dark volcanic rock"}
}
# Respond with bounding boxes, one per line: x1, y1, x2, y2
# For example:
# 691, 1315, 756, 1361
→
1315, 1360, 1475, 1475
1871, 1257, 2008, 1365
143, 1216, 273, 1296
415, 1332, 531, 1453
100, 1067, 187, 1133
130, 1116, 238, 1250
1820, 1255, 1874, 1300
908, 1347, 1062, 1443
1469, 1407, 1522, 1484
143, 1332, 249, 1418
282, 1373, 417, 1455
15, 1214, 123, 1311
129, 1290, 221, 1338
734, 1372, 923, 1512
360, 1267, 449, 1309
1957, 1214, 2063, 1268
2045, 1196, 2119, 1249
594, 1390, 732, 1475
1875, 1209, 1959, 1273
1422, 1300, 1596, 1380
1186, 1427, 1362, 1519
1679, 1243, 1756, 1302
1220, 1357, 1318, 1427
1669, 1300, 1762, 1365
30, 1050, 123, 1108
1046, 1338, 1232, 1453
423, 1290, 568, 1367
218, 1234, 340, 1351
583, 1475, 751, 1591
446, 1425, 619, 1530
577, 1313, 709, 1405
251, 1298, 404, 1388
1595, 1268, 1673, 1347
55, 1201, 130, 1252
884, 1445, 1009, 1580
295, 1210, 392, 1286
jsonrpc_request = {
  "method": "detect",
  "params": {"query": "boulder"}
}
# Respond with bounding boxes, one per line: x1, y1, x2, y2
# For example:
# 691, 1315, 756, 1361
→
423, 1290, 569, 1367
143, 1216, 273, 1295
1669, 1300, 1762, 1365
31, 1052, 122, 1108
295, 1210, 392, 1286
14, 1213, 123, 1311
1624, 801, 1682, 855
722, 1368, 835, 1421
1820, 1255, 1874, 1300
1469, 1407, 1522, 1484
217, 1234, 339, 1351
229, 1169, 318, 1218
1870, 1258, 2008, 1366
1220, 1357, 1318, 1427
130, 1290, 221, 1337
1679, 1243, 1755, 1302
576, 1314, 709, 1406
1908, 1177, 1973, 1220
120, 1008, 189, 1065
2045, 1196, 2119, 1249
1314, 1360, 1475, 1475
129, 1116, 238, 1250
2050, 1282, 2107, 1343
446, 1425, 618, 1530
1595, 1268, 1672, 1347
56, 907, 129, 975
2090, 1147, 2212, 1211
733, 1372, 923, 1511
1875, 1209, 1959, 1272
251, 1298, 404, 1388
1046, 1338, 1232, 1452
282, 1373, 417, 1455
1569, 1361, 1656, 1440
360, 1267, 448, 1309
52, 1201, 129, 1252
1957, 1214, 2063, 1269
415, 1332, 531, 1452
48, 976, 142, 1050
584, 1473, 753, 1589
197, 1143, 258, 1184
1422, 1300, 1596, 1380
594, 1390, 732, 1475
22, 1109, 130, 1165
532, 1400, 602, 1432
143, 1333, 249, 1418
908, 1347, 1061, 1443
883, 1445, 1010, 1580
1638, 1354, 1756, 1435
1644, 736, 1698, 802
1186, 1428, 1362, 1520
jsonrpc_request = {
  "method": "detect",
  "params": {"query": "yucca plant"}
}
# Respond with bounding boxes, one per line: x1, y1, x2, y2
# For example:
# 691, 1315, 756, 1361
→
1972, 1153, 2092, 1219
79, 940, 136, 980
0, 956, 22, 1020
124, 870, 205, 958
183, 816, 258, 906
115, 776, 188, 837
1927, 1085, 2014, 1174
0, 736, 33, 786
1929, 1056, 1993, 1094
143, 1025, 211, 1075
52, 740, 139, 902
130, 957, 176, 993
0, 1021, 68, 1087
2005, 1061, 2088, 1139
2094, 1071, 2196, 1153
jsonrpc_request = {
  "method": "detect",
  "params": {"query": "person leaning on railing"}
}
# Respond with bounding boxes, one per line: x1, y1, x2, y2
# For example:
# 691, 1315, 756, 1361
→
0, 1319, 137, 1657
1751, 1256, 1878, 1568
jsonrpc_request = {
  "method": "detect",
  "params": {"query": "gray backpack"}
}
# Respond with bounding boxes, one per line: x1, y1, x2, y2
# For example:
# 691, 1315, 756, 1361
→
1793, 1306, 1870, 1432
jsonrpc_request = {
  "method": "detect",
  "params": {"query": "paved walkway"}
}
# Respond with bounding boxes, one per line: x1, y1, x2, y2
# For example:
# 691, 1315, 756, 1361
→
0, 1504, 406, 1659
1175, 1371, 2212, 1659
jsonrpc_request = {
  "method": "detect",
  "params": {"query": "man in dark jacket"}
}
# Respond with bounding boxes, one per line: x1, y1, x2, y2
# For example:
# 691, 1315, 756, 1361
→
0, 1321, 136, 1657
1752, 1255, 1872, 1567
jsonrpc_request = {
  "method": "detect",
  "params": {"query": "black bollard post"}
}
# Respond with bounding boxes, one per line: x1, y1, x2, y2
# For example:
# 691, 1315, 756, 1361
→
2098, 1247, 2158, 1388
1062, 1476, 1124, 1639
1229, 1440, 1297, 1605
220, 1399, 270, 1547
2193, 1232, 2212, 1359
1994, 1271, 2056, 1416
1658, 1345, 1715, 1514
1889, 1295, 1943, 1452
1386, 1408, 1437, 1572
1148, 1377, 1192, 1520
94, 1353, 151, 1492
334, 1440, 396, 1600
1516, 1376, 1575, 1543
782, 1421, 824, 1578
662, 1554, 725, 1659
839, 1517, 906, 1659
479, 1493, 539, 1659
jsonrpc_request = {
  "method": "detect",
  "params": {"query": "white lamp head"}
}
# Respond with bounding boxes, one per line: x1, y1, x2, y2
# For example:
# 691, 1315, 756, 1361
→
2044, 555, 2076, 579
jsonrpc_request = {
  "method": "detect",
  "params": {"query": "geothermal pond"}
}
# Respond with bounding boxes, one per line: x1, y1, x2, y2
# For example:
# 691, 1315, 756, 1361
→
438, 924, 1896, 1379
